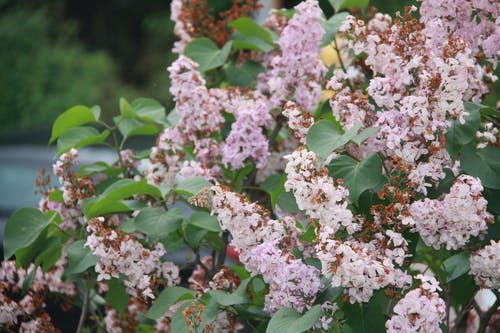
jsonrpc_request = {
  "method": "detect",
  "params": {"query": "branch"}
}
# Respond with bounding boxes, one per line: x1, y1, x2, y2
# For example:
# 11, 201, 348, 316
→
477, 290, 500, 333
76, 286, 89, 333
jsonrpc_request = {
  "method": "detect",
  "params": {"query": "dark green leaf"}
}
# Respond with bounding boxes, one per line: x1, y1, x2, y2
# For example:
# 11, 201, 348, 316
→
276, 191, 301, 213
328, 154, 385, 205
208, 289, 249, 306
461, 145, 500, 189
188, 211, 221, 232
146, 287, 196, 319
445, 103, 481, 159
56, 126, 110, 155
65, 240, 98, 275
343, 291, 388, 333
34, 238, 62, 273
306, 120, 342, 159
266, 305, 322, 333
22, 267, 37, 294
443, 252, 470, 283
225, 61, 265, 88
105, 279, 129, 315
50, 105, 99, 143
4, 207, 52, 259
83, 179, 162, 218
134, 208, 184, 238
184, 38, 233, 72
232, 37, 275, 52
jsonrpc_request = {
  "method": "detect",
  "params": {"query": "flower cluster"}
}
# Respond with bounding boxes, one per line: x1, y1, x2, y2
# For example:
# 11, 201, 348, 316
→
258, 0, 327, 111
85, 217, 179, 298
316, 229, 411, 303
407, 175, 492, 250
284, 147, 356, 234
469, 240, 500, 289
333, 7, 491, 193
385, 275, 446, 333
243, 240, 321, 313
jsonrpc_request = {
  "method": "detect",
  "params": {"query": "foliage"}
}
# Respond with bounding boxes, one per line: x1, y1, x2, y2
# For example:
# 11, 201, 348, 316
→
2, 0, 500, 332
0, 9, 134, 132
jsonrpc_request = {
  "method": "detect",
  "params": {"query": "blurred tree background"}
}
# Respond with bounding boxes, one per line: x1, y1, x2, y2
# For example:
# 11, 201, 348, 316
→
0, 0, 496, 141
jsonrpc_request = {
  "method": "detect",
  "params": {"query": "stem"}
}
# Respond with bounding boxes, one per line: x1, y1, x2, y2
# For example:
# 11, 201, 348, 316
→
332, 39, 353, 91
450, 299, 473, 333
215, 231, 229, 273
194, 247, 212, 279
477, 290, 500, 333
110, 127, 126, 169
76, 285, 89, 333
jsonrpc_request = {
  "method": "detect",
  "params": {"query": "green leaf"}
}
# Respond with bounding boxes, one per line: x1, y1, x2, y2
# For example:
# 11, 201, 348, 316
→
225, 61, 265, 88
445, 103, 481, 159
351, 127, 380, 146
50, 105, 99, 143
120, 97, 137, 118
175, 176, 211, 197
65, 240, 98, 275
306, 120, 342, 159
266, 305, 322, 333
4, 207, 52, 259
134, 208, 184, 238
78, 161, 121, 177
443, 252, 470, 283
22, 267, 38, 294
56, 126, 110, 155
116, 117, 159, 139
83, 179, 162, 218
48, 189, 64, 203
328, 154, 385, 205
228, 17, 275, 45
329, 0, 369, 12
34, 236, 62, 273
276, 191, 301, 213
146, 286, 196, 319
232, 37, 275, 52
15, 228, 49, 268
184, 38, 233, 72
343, 291, 388, 333
131, 98, 166, 124
208, 290, 249, 306
188, 211, 221, 232
105, 279, 129, 315
321, 12, 350, 47
461, 145, 500, 189
183, 223, 208, 248
307, 122, 361, 159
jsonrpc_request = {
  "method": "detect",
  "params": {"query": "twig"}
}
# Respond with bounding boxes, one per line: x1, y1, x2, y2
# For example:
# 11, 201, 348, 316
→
76, 285, 89, 333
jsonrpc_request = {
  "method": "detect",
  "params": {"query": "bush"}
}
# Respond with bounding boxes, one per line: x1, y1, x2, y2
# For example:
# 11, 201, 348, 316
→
1, 0, 499, 332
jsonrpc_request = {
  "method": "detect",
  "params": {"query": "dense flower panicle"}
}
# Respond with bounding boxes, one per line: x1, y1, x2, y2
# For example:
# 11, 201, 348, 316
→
316, 228, 411, 303
211, 185, 299, 253
469, 240, 500, 289
407, 175, 492, 250
419, 0, 500, 67
327, 69, 374, 131
168, 56, 224, 145
219, 92, 271, 169
258, 0, 327, 111
85, 217, 179, 298
476, 121, 499, 149
284, 148, 356, 234
241, 240, 321, 313
332, 9, 493, 193
0, 258, 75, 329
282, 101, 314, 144
170, 0, 192, 53
386, 275, 446, 333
